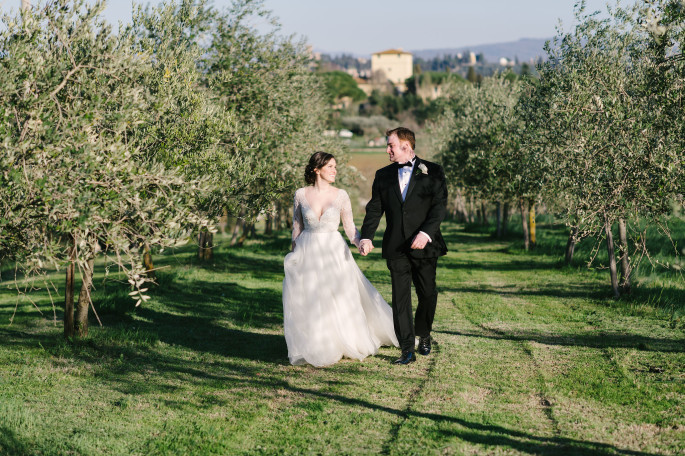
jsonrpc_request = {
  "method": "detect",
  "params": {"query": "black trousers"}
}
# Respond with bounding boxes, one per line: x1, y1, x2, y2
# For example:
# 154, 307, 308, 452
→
386, 256, 438, 353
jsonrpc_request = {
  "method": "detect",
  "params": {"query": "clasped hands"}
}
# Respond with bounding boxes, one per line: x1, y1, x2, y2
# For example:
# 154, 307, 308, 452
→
358, 239, 374, 256
357, 232, 430, 256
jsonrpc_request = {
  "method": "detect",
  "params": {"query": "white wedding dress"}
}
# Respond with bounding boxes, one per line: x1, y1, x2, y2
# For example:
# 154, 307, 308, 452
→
283, 187, 399, 367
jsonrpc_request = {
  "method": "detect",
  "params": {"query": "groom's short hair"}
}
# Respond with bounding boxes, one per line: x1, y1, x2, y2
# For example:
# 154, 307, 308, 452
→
386, 127, 415, 150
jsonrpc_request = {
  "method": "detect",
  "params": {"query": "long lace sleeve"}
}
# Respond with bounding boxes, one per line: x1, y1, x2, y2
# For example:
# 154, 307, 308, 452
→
340, 190, 361, 248
292, 190, 303, 245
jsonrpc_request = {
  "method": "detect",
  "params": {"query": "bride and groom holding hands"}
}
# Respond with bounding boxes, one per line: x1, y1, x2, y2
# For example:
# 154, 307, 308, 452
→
282, 127, 448, 367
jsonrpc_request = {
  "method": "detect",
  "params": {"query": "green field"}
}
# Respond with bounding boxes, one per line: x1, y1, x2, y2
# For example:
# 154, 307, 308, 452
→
1, 220, 683, 455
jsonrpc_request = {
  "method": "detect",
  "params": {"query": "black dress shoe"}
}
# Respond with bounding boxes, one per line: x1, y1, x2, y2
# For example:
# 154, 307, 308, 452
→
418, 336, 432, 356
393, 351, 416, 365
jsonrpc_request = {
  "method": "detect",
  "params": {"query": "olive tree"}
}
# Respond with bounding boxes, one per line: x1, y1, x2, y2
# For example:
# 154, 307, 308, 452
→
431, 76, 536, 243
0, 0, 210, 336
519, 1, 684, 296
124, 0, 255, 259
206, 0, 338, 240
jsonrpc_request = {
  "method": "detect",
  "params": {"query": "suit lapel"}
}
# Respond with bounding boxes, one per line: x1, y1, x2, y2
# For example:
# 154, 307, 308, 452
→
404, 157, 421, 202
387, 164, 403, 203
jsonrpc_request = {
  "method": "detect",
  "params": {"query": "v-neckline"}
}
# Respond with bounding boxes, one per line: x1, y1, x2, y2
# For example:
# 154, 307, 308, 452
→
303, 188, 340, 221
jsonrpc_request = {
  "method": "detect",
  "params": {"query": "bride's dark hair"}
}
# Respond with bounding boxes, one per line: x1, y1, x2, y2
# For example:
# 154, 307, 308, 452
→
304, 151, 335, 185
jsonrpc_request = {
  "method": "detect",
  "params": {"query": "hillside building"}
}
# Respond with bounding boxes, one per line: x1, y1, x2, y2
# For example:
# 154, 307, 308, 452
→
371, 48, 413, 92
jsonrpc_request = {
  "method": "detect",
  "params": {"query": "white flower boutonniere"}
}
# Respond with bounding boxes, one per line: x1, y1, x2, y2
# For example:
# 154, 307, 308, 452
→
418, 163, 428, 175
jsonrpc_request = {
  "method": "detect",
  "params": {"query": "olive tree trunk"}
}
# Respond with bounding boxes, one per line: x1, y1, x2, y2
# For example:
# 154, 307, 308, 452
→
459, 191, 470, 222
618, 217, 631, 294
604, 217, 620, 298
452, 188, 469, 222
75, 257, 95, 337
265, 204, 275, 235
502, 202, 510, 236
230, 210, 244, 246
496, 201, 502, 238
565, 226, 579, 265
197, 231, 206, 259
197, 231, 213, 260
519, 199, 530, 251
143, 243, 155, 280
64, 234, 76, 338
528, 203, 536, 249
275, 202, 283, 231
468, 194, 476, 223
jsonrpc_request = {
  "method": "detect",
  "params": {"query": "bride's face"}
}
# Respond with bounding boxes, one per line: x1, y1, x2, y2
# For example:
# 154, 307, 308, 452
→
317, 159, 337, 183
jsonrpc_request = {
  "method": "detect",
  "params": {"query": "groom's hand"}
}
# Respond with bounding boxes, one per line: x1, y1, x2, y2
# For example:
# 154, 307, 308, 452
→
410, 232, 430, 250
359, 239, 374, 256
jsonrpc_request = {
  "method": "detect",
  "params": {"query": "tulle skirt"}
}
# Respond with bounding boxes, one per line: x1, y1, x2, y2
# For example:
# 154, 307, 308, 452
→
282, 230, 399, 367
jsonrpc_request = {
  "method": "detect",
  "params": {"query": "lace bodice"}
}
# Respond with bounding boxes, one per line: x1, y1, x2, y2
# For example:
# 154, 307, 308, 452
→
291, 187, 361, 247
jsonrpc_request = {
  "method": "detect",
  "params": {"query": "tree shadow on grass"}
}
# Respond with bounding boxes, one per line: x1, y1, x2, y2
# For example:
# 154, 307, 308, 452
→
153, 247, 286, 284
0, 268, 291, 396
198, 369, 660, 456
443, 277, 684, 317
0, 295, 671, 456
0, 427, 31, 455
441, 227, 490, 245
442, 282, 607, 301
125, 273, 287, 363
0, 318, 289, 398
440, 257, 563, 272
433, 328, 685, 354
0, 343, 662, 455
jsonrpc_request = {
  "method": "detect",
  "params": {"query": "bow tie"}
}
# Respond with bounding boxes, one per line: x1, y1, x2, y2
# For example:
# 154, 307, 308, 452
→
398, 161, 413, 168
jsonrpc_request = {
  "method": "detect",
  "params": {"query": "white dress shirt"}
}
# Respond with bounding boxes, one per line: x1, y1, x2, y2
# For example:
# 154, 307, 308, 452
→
398, 159, 415, 201
398, 158, 432, 243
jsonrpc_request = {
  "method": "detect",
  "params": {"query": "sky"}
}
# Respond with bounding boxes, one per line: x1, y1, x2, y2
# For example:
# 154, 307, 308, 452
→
2, 0, 612, 56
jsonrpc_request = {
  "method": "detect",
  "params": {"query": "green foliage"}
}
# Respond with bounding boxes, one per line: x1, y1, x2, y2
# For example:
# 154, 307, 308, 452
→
0, 0, 336, 311
407, 71, 466, 90
432, 1, 684, 294
0, 0, 210, 302
318, 70, 367, 103
339, 115, 394, 137
123, 0, 255, 221
430, 77, 526, 201
207, 0, 337, 216
362, 89, 433, 123
466, 66, 482, 84
519, 1, 684, 237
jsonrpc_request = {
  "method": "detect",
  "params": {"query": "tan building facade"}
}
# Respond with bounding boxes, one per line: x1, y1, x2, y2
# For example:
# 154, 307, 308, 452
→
371, 49, 413, 90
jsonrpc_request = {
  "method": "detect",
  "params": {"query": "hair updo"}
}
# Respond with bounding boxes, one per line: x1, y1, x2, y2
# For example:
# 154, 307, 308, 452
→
304, 151, 335, 186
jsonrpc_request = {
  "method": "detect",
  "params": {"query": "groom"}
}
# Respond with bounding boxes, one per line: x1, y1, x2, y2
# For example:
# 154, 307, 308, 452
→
359, 127, 447, 365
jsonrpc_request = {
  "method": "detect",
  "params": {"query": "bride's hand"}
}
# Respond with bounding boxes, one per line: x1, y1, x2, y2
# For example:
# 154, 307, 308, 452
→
359, 240, 374, 256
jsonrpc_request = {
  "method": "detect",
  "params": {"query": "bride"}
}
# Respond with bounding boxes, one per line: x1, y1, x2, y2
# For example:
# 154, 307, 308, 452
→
282, 151, 399, 367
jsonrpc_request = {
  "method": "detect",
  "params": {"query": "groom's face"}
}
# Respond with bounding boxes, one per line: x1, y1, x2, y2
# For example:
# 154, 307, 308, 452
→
386, 134, 413, 163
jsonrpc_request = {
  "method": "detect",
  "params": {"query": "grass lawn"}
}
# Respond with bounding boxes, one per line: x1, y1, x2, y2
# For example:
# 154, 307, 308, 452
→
1, 221, 684, 455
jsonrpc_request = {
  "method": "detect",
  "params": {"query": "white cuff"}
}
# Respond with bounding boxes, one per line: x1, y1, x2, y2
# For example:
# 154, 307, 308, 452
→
419, 231, 432, 243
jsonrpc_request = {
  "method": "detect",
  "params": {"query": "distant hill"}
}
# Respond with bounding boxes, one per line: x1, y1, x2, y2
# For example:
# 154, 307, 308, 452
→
411, 38, 551, 63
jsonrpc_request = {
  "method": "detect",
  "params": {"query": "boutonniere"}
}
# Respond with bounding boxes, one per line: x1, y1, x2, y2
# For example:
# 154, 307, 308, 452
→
417, 163, 428, 175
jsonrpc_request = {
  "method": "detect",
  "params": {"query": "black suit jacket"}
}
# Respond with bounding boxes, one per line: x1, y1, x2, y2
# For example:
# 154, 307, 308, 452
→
361, 157, 448, 259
